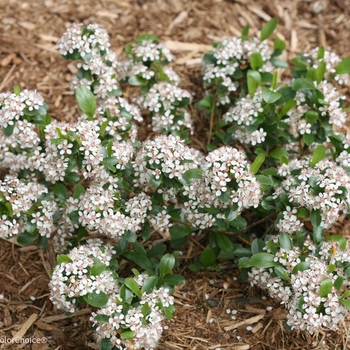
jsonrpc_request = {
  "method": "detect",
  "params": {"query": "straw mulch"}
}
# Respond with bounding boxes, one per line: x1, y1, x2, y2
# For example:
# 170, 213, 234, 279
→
1, 0, 350, 349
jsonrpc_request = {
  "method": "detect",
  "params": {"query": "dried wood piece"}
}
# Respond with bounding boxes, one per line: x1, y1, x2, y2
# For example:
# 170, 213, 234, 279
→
8, 313, 38, 344
38, 308, 92, 323
224, 314, 265, 331
244, 304, 266, 315
168, 11, 188, 30
247, 5, 271, 21
163, 40, 211, 52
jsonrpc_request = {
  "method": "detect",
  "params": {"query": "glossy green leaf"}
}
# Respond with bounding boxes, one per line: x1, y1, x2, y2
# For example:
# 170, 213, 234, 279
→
159, 254, 175, 277
262, 87, 281, 104
260, 18, 278, 42
76, 85, 96, 120
83, 291, 108, 307
124, 277, 142, 297
163, 274, 185, 286
319, 278, 332, 297
250, 154, 265, 174
311, 145, 326, 168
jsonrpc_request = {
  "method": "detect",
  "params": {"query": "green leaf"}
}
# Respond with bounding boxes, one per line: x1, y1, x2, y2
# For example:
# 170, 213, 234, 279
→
261, 87, 281, 104
37, 235, 48, 249
248, 252, 278, 268
124, 277, 142, 297
292, 78, 317, 91
183, 168, 203, 180
270, 148, 289, 159
200, 246, 216, 267
335, 56, 350, 74
149, 174, 162, 188
310, 145, 326, 168
3, 124, 15, 137
73, 184, 86, 199
247, 70, 262, 84
57, 254, 73, 264
128, 75, 147, 86
247, 75, 257, 98
100, 338, 114, 350
141, 220, 151, 240
250, 154, 265, 174
163, 274, 185, 285
142, 276, 158, 294
292, 261, 311, 274
17, 230, 38, 245
251, 238, 265, 254
278, 99, 297, 118
241, 25, 249, 40
319, 278, 333, 297
53, 183, 68, 201
121, 330, 135, 340
316, 62, 326, 84
83, 291, 108, 307
305, 110, 319, 124
334, 276, 344, 291
159, 254, 176, 277
310, 209, 322, 227
76, 85, 96, 120
170, 224, 192, 239
313, 225, 324, 244
64, 172, 81, 183
325, 235, 347, 251
163, 304, 175, 320
216, 233, 233, 252
296, 208, 309, 218
101, 156, 119, 172
270, 57, 288, 68
303, 133, 314, 146
317, 46, 325, 60
250, 52, 264, 70
260, 18, 278, 42
13, 85, 21, 95
94, 314, 109, 323
90, 258, 107, 276
340, 299, 350, 310
279, 233, 293, 250
274, 265, 290, 281
274, 36, 286, 51
255, 175, 273, 185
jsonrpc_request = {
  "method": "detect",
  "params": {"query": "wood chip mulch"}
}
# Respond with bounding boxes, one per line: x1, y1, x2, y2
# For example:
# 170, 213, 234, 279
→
1, 0, 350, 349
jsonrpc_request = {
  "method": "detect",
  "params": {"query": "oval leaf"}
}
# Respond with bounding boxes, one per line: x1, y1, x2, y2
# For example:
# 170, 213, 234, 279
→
159, 253, 176, 277
83, 291, 108, 307
76, 85, 96, 120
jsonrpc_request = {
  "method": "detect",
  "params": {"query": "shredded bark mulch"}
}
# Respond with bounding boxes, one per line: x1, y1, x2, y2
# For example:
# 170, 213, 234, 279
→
1, 0, 350, 349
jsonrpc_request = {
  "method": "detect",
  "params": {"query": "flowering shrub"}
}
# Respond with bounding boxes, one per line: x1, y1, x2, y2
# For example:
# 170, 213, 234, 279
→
2, 18, 350, 348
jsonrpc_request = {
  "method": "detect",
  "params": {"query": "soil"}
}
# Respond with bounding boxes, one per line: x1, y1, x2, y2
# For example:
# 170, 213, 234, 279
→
1, 0, 350, 349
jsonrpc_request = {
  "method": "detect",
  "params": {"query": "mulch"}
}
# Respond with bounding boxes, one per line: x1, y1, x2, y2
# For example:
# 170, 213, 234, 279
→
1, 0, 350, 349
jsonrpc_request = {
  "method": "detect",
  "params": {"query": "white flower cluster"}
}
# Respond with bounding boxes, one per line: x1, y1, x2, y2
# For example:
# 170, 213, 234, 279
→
91, 273, 174, 350
57, 23, 121, 100
49, 239, 118, 313
275, 158, 350, 229
0, 174, 57, 238
183, 146, 261, 228
133, 134, 199, 190
0, 89, 46, 128
223, 89, 267, 146
249, 236, 350, 333
118, 38, 174, 82
138, 82, 193, 135
317, 80, 346, 128
77, 183, 152, 240
203, 36, 273, 105
309, 47, 350, 85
